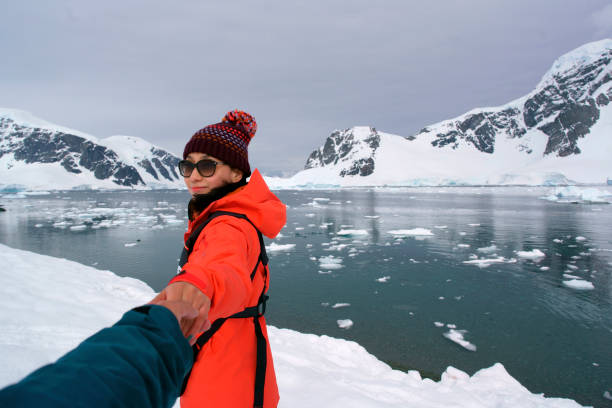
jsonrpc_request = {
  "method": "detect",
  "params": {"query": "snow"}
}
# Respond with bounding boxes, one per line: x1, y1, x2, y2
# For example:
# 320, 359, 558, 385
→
0, 244, 586, 407
562, 280, 595, 290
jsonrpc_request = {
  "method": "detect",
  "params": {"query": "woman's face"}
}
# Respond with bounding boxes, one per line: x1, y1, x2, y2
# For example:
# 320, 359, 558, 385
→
183, 152, 243, 196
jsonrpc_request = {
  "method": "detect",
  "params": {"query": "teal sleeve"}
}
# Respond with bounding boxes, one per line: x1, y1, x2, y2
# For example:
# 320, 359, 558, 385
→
0, 305, 193, 408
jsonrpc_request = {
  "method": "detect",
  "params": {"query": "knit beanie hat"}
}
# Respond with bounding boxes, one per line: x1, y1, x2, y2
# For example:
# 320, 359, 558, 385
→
183, 110, 257, 177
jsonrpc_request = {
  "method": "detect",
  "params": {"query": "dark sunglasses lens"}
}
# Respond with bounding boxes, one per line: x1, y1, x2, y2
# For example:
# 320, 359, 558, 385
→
195, 160, 217, 177
178, 160, 194, 177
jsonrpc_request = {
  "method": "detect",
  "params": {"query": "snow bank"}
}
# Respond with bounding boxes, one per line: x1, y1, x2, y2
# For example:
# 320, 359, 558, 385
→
0, 244, 584, 407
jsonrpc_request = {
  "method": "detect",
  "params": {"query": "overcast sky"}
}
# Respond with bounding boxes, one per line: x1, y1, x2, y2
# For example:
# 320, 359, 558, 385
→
1, 1, 611, 176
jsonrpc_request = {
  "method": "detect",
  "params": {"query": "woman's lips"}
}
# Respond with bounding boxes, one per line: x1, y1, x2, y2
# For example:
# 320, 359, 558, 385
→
191, 186, 206, 192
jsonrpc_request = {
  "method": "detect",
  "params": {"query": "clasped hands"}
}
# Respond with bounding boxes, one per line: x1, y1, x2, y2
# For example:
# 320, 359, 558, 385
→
149, 282, 211, 345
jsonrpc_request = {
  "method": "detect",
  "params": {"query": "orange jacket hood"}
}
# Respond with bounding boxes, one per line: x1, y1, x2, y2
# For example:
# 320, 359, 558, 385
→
188, 169, 286, 239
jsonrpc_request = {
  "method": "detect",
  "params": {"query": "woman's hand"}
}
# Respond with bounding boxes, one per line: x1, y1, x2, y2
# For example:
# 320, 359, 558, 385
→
151, 282, 211, 343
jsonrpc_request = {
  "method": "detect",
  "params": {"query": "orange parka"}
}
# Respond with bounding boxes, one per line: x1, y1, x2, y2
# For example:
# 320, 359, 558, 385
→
170, 169, 286, 408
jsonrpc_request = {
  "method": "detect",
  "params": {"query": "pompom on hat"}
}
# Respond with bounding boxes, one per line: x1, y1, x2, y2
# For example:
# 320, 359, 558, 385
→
183, 110, 256, 177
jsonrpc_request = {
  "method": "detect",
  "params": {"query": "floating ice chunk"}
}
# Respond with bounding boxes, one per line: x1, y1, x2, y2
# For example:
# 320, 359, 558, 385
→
124, 242, 138, 247
336, 229, 368, 237
387, 228, 433, 237
331, 303, 350, 309
336, 319, 353, 329
477, 245, 498, 254
566, 264, 578, 270
462, 257, 512, 268
562, 279, 595, 290
34, 224, 43, 228
468, 223, 480, 227
266, 243, 296, 252
69, 225, 87, 231
295, 227, 304, 231
318, 270, 332, 275
457, 244, 470, 248
364, 215, 379, 219
326, 243, 348, 251
319, 256, 343, 270
604, 391, 612, 401
540, 266, 550, 271
434, 225, 447, 229
305, 213, 315, 217
543, 186, 612, 204
516, 249, 546, 261
313, 197, 330, 202
434, 321, 445, 327
447, 324, 457, 329
459, 232, 467, 236
575, 236, 587, 242
443, 329, 477, 351
563, 274, 580, 279
376, 276, 390, 283
553, 238, 563, 243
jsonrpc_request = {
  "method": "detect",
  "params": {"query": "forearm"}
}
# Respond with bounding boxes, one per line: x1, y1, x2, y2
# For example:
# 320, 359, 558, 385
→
0, 305, 193, 408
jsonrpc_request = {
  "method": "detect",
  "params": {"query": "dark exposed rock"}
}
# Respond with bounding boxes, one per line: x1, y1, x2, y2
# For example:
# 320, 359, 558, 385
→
540, 100, 599, 156
139, 159, 159, 180
305, 127, 381, 177
597, 93, 609, 106
340, 158, 375, 177
152, 158, 171, 181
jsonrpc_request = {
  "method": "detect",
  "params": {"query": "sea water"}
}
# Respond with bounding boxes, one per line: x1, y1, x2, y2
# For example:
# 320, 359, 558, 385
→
0, 187, 610, 407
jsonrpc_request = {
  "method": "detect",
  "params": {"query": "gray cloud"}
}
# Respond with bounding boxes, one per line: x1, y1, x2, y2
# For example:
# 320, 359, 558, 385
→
1, 0, 610, 175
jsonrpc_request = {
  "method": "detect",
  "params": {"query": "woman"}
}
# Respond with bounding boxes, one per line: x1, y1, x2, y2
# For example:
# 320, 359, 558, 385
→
154, 110, 285, 408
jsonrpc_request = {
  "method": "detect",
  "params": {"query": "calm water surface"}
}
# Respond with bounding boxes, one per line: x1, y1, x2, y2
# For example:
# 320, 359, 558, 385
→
0, 187, 611, 407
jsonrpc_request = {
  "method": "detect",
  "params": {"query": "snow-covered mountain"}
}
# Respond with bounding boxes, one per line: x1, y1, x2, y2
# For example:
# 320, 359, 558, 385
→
274, 39, 612, 188
0, 109, 183, 191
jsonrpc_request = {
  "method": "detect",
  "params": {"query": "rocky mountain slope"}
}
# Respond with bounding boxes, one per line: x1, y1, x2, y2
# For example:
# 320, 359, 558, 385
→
0, 109, 182, 191
292, 39, 612, 187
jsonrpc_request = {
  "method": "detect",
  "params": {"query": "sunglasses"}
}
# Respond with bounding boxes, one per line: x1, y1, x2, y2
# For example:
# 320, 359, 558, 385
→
178, 159, 224, 178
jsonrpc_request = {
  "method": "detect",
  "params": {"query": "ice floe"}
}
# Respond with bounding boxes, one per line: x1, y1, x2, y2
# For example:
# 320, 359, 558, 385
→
562, 279, 595, 290
336, 229, 368, 237
516, 249, 546, 261
376, 276, 391, 283
319, 256, 344, 270
387, 228, 434, 237
542, 186, 612, 204
462, 257, 516, 268
266, 243, 296, 252
443, 329, 477, 351
477, 245, 498, 254
336, 319, 354, 329
331, 303, 350, 309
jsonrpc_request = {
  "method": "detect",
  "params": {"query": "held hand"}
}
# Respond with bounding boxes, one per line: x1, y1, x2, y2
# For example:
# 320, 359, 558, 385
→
151, 282, 212, 342
148, 299, 198, 337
